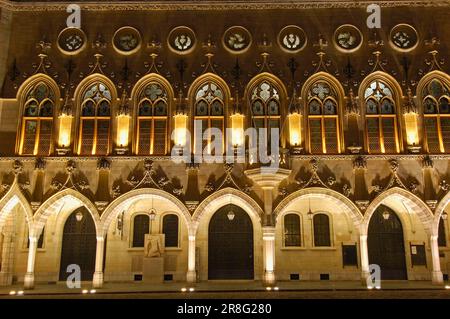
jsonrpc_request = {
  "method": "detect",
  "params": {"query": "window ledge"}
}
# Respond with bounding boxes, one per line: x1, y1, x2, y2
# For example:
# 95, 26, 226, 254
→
165, 247, 182, 251
310, 247, 336, 251
280, 247, 307, 251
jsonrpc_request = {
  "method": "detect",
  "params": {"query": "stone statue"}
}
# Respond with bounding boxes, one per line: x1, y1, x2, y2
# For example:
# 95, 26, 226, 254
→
144, 234, 165, 258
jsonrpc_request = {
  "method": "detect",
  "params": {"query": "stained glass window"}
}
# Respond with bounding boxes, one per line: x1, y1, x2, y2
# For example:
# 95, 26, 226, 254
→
137, 82, 168, 155
250, 81, 281, 151
79, 82, 112, 155
307, 81, 340, 154
194, 82, 225, 155
364, 80, 399, 154
21, 81, 55, 155
422, 79, 450, 153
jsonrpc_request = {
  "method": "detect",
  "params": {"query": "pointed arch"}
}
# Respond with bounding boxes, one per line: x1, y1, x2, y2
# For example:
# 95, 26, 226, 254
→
245, 72, 288, 149
188, 72, 231, 155
192, 188, 263, 227
362, 187, 433, 235
416, 70, 450, 153
15, 73, 61, 156
301, 72, 346, 154
434, 190, 450, 235
131, 73, 175, 155
359, 71, 404, 153
0, 183, 33, 233
33, 188, 100, 237
73, 73, 118, 155
99, 188, 191, 237
273, 187, 363, 231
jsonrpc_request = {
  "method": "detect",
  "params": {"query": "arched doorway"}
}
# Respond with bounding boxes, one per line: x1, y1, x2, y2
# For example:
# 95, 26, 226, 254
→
59, 207, 97, 281
208, 204, 254, 280
368, 205, 407, 280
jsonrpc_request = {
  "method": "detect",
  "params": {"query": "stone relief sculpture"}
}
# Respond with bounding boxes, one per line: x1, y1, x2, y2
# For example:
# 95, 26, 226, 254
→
144, 234, 165, 258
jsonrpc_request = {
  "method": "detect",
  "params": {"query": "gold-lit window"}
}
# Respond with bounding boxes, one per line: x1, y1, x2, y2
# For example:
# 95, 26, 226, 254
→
250, 81, 280, 148
307, 81, 340, 154
78, 82, 112, 155
194, 82, 224, 155
20, 82, 55, 155
136, 82, 168, 155
423, 79, 450, 153
364, 80, 399, 154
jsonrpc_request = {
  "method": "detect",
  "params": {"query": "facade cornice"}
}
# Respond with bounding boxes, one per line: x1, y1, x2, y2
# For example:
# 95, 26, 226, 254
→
3, 154, 450, 162
0, 0, 449, 12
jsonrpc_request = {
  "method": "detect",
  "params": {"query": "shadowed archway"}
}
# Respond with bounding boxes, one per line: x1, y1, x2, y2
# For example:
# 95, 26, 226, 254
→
208, 204, 254, 280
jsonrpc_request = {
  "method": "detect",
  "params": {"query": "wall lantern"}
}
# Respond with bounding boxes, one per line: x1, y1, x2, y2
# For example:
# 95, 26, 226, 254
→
382, 210, 391, 220
116, 91, 130, 154
57, 93, 73, 155
231, 112, 245, 147
404, 88, 420, 153
75, 211, 84, 222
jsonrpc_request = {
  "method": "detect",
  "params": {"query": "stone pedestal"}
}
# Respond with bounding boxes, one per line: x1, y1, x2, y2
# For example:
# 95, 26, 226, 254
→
143, 257, 164, 284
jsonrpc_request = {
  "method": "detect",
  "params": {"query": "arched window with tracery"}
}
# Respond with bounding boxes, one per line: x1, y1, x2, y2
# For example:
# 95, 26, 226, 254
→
422, 79, 450, 153
364, 80, 399, 153
78, 82, 112, 155
307, 81, 340, 154
136, 82, 168, 155
250, 81, 281, 148
194, 81, 225, 154
20, 81, 55, 155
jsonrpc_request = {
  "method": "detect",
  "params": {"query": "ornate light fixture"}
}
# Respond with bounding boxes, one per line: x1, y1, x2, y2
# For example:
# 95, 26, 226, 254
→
442, 212, 448, 220
382, 210, 391, 220
116, 90, 131, 155
75, 211, 84, 222
149, 195, 157, 220
227, 196, 235, 221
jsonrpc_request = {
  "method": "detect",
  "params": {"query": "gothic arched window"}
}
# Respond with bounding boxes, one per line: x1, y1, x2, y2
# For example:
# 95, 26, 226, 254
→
284, 214, 301, 247
136, 82, 168, 155
250, 81, 281, 148
162, 214, 179, 248
313, 213, 331, 247
79, 82, 112, 155
422, 79, 450, 153
132, 214, 150, 248
194, 81, 225, 155
307, 81, 340, 154
364, 80, 399, 153
20, 81, 55, 155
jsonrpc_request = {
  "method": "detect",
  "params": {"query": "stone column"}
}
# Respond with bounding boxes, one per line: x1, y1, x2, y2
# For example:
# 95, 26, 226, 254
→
359, 233, 370, 285
92, 236, 105, 288
430, 235, 444, 284
0, 218, 15, 286
23, 236, 38, 289
262, 226, 276, 286
186, 223, 197, 283
245, 167, 291, 286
